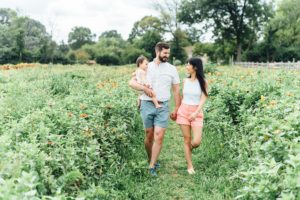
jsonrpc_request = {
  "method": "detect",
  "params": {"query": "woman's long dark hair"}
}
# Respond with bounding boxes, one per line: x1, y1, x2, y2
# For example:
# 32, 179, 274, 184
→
188, 57, 208, 97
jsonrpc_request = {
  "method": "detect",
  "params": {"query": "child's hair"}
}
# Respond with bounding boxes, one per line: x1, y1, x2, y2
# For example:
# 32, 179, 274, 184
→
136, 55, 148, 67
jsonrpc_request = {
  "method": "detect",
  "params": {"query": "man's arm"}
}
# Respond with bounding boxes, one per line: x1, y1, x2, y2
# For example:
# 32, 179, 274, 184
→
170, 83, 181, 121
172, 83, 181, 111
128, 77, 154, 97
128, 77, 144, 91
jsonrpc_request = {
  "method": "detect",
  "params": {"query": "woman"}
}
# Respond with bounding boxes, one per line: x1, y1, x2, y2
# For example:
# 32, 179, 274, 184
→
176, 57, 208, 174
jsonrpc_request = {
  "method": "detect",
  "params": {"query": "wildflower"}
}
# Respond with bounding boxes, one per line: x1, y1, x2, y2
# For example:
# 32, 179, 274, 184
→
80, 113, 88, 118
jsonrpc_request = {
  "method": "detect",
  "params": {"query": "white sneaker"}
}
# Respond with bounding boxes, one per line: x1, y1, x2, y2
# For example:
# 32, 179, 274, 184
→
187, 168, 196, 174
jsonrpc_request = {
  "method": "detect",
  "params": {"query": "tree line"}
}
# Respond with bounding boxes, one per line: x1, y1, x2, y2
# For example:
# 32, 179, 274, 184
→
0, 0, 299, 65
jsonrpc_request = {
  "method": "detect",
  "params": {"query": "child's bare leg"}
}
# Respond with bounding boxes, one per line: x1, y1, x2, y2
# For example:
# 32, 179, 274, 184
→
151, 92, 162, 108
137, 96, 141, 109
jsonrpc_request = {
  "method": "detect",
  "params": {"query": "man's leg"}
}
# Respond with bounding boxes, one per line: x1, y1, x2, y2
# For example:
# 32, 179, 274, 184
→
149, 126, 166, 168
144, 127, 154, 162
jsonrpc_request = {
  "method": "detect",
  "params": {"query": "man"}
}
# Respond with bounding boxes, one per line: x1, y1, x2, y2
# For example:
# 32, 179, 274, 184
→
128, 42, 181, 176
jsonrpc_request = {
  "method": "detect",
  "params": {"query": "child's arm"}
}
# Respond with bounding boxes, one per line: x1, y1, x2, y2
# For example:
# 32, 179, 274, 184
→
140, 71, 151, 88
129, 70, 154, 97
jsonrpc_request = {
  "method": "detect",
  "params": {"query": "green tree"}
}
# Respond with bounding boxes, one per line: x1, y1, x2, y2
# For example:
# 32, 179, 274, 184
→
0, 9, 19, 63
244, 0, 300, 62
68, 26, 95, 50
0, 8, 17, 25
179, 0, 273, 61
0, 9, 52, 63
99, 30, 122, 39
128, 16, 163, 42
269, 0, 300, 61
170, 28, 189, 63
134, 30, 163, 59
122, 45, 151, 64
154, 0, 189, 62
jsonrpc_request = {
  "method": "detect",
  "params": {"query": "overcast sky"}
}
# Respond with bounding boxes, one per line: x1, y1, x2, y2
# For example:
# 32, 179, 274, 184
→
1, 0, 163, 42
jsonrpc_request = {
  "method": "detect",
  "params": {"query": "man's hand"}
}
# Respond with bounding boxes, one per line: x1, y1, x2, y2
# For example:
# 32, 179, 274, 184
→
170, 110, 177, 121
144, 87, 154, 97
144, 84, 151, 88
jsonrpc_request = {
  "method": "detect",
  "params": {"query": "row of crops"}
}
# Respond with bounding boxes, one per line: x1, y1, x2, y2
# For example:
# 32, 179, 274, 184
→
0, 64, 299, 199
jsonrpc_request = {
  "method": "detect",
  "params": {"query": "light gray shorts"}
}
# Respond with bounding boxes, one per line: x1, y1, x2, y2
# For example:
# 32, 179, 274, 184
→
140, 100, 169, 129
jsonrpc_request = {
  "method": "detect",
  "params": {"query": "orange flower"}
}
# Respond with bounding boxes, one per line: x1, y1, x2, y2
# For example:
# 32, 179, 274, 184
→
67, 112, 73, 117
80, 113, 89, 118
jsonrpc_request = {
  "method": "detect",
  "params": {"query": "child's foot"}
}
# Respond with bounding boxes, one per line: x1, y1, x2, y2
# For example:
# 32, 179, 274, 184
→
187, 168, 196, 175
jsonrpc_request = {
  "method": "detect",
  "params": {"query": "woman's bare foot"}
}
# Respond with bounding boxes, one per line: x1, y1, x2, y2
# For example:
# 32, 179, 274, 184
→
187, 168, 196, 174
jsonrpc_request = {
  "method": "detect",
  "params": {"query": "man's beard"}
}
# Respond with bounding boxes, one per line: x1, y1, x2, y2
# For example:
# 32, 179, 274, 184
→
159, 55, 168, 62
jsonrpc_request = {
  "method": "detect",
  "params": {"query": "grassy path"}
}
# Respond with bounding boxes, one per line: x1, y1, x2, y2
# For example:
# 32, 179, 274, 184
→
133, 119, 236, 200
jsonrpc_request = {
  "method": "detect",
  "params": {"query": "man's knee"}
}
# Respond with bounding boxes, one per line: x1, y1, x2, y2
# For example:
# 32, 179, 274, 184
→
144, 128, 154, 144
154, 130, 165, 144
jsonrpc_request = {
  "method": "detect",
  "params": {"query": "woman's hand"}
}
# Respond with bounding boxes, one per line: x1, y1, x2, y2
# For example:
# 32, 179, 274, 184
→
188, 112, 198, 121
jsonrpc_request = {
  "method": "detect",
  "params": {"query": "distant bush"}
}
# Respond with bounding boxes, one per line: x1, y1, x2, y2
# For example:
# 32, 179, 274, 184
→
96, 53, 121, 65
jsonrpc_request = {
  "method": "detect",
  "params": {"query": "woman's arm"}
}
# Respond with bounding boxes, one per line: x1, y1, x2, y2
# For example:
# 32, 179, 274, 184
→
195, 80, 208, 113
194, 93, 208, 114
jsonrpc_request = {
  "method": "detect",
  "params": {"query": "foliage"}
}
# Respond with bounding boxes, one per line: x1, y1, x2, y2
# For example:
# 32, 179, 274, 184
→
0, 65, 144, 198
68, 26, 95, 50
179, 0, 273, 61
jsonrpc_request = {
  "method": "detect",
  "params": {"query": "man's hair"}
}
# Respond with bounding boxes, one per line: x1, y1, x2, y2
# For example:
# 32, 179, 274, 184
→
155, 42, 170, 52
136, 55, 148, 67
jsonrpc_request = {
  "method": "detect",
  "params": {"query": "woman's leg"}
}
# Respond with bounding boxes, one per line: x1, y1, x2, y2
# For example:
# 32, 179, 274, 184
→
191, 126, 203, 149
180, 124, 193, 170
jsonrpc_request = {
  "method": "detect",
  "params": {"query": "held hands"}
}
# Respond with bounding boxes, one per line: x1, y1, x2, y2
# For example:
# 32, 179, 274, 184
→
170, 107, 179, 121
170, 111, 177, 121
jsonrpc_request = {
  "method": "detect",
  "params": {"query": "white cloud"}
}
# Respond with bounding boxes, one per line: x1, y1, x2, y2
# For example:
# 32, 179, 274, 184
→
0, 0, 160, 42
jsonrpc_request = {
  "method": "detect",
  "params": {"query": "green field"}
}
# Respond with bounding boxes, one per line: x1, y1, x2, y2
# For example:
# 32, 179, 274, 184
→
0, 65, 299, 199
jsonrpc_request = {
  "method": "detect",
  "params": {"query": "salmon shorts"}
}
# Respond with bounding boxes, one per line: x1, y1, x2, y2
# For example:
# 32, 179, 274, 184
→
176, 103, 204, 127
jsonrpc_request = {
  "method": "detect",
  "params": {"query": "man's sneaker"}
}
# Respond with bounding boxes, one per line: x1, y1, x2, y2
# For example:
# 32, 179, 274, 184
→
154, 162, 160, 170
149, 168, 157, 176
